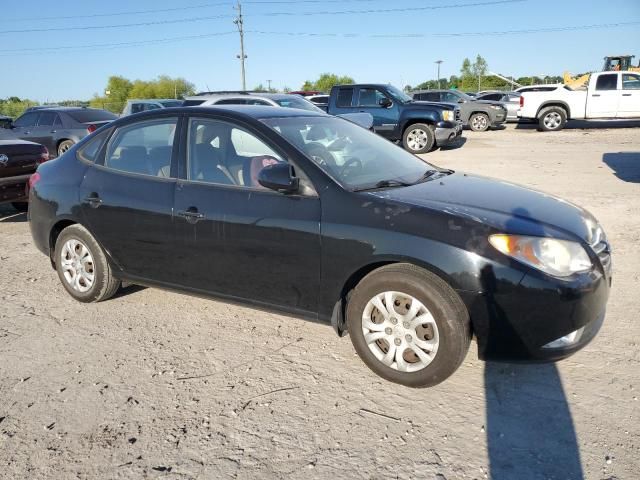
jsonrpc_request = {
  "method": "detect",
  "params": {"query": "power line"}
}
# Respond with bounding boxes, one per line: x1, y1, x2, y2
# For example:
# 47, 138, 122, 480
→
0, 2, 234, 23
0, 20, 635, 56
0, 0, 523, 34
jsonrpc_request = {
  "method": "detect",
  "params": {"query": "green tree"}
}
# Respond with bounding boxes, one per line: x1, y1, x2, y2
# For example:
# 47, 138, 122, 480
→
301, 73, 355, 92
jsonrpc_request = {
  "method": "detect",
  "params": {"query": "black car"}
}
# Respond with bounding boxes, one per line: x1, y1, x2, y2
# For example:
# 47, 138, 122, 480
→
0, 139, 49, 211
0, 107, 117, 157
28, 106, 611, 387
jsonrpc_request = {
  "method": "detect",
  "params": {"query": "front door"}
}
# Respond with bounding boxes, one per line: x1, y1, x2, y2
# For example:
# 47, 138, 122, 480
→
173, 116, 321, 314
355, 87, 399, 139
618, 73, 640, 118
587, 73, 619, 118
29, 110, 58, 153
79, 116, 180, 282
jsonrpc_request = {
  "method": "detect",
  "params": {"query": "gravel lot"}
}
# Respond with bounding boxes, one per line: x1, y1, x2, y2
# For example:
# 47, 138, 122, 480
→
1, 121, 639, 479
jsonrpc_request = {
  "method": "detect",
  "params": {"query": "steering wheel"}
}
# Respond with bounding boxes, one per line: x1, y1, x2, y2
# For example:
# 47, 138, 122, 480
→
305, 142, 337, 168
339, 157, 363, 178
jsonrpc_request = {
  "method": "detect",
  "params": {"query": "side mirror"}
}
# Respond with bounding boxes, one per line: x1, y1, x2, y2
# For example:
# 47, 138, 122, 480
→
458, 98, 465, 104
379, 97, 392, 108
258, 163, 299, 194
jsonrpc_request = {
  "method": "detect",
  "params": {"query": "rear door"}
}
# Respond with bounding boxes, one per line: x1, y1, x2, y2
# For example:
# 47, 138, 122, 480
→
587, 73, 619, 118
618, 73, 640, 117
79, 115, 180, 282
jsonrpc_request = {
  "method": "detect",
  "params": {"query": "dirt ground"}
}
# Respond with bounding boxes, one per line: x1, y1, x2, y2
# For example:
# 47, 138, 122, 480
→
1, 120, 639, 480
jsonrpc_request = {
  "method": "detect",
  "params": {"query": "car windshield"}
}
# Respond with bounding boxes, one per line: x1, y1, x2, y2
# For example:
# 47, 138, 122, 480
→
158, 100, 183, 107
385, 85, 412, 104
261, 116, 448, 190
67, 109, 118, 123
273, 96, 324, 113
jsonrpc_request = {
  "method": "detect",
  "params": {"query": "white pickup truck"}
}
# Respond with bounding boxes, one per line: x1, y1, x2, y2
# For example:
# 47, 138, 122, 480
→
518, 71, 640, 131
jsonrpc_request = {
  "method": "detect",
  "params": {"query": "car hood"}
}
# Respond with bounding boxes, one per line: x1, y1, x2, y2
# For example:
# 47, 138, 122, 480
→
406, 101, 456, 111
372, 172, 598, 243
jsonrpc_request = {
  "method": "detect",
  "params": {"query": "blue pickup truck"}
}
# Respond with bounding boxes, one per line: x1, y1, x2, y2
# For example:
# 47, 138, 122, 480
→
327, 84, 463, 154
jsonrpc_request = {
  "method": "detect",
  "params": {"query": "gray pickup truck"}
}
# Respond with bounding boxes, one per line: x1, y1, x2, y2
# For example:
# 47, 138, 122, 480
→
411, 89, 507, 131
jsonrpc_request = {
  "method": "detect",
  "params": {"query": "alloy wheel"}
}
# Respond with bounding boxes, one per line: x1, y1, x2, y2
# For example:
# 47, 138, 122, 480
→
544, 112, 562, 130
472, 115, 488, 131
406, 129, 429, 151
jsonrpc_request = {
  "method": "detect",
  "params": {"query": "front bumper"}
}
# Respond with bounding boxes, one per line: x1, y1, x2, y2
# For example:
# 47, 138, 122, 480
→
490, 110, 508, 126
458, 263, 611, 362
435, 121, 464, 145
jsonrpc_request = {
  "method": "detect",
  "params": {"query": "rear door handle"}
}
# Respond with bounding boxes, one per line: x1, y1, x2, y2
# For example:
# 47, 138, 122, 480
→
622, 93, 632, 96
83, 193, 102, 208
592, 94, 601, 97
177, 207, 204, 224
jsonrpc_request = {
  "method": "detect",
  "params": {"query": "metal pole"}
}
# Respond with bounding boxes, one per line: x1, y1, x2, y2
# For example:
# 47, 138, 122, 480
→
234, 1, 247, 91
267, 79, 272, 91
435, 60, 443, 89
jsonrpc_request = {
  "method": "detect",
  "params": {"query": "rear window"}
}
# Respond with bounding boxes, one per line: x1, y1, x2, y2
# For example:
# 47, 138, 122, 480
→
336, 88, 354, 107
67, 109, 118, 123
183, 99, 206, 106
595, 74, 618, 91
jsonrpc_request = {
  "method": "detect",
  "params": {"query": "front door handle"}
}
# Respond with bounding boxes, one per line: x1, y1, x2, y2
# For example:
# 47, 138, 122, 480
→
622, 93, 632, 96
83, 193, 102, 208
177, 207, 204, 224
592, 94, 601, 97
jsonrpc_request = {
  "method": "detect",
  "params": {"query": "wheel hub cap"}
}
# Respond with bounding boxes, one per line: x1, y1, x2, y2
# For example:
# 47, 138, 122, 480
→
407, 129, 428, 151
361, 291, 439, 373
60, 239, 95, 293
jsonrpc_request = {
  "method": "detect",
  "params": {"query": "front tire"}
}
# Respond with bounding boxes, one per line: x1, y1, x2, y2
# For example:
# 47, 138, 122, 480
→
537, 106, 567, 132
347, 264, 471, 388
402, 123, 435, 154
469, 113, 490, 132
57, 139, 74, 157
54, 224, 120, 303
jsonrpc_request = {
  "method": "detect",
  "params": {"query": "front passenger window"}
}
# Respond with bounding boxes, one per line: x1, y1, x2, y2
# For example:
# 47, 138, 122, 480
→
104, 118, 177, 177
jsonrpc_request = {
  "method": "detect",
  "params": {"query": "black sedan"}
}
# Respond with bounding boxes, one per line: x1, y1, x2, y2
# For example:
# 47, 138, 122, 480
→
0, 139, 49, 211
28, 106, 611, 387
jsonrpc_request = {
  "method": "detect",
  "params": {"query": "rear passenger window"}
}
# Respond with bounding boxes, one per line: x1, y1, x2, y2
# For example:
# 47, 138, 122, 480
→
78, 129, 110, 163
37, 111, 56, 126
104, 118, 177, 177
622, 74, 640, 90
336, 88, 354, 107
596, 74, 618, 91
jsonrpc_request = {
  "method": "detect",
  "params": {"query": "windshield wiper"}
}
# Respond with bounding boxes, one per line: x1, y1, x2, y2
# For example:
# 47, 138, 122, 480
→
412, 168, 454, 184
354, 178, 412, 192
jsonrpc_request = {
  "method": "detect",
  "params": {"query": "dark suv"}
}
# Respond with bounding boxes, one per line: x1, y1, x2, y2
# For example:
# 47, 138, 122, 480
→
0, 107, 117, 157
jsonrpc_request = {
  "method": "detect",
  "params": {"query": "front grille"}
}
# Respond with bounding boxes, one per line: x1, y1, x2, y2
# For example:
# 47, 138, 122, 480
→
455, 108, 461, 121
590, 228, 612, 273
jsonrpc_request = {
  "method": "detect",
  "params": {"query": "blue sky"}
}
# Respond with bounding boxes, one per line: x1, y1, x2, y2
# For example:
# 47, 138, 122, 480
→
1, 0, 639, 101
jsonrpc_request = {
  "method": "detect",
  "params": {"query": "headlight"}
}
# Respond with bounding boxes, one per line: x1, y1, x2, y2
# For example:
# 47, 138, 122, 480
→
489, 105, 503, 109
489, 234, 592, 278
442, 110, 454, 121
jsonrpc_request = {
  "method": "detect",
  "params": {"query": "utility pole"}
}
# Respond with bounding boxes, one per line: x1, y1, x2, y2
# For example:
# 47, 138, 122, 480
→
435, 60, 443, 89
234, 1, 247, 90
267, 79, 272, 91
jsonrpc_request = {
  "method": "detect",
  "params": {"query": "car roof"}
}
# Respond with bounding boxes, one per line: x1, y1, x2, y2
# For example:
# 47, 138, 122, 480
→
184, 92, 297, 101
121, 105, 328, 122
128, 99, 179, 103
26, 107, 100, 112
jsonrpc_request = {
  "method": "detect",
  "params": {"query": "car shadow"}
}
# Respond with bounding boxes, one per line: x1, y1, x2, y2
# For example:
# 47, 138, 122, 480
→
0, 205, 27, 223
602, 152, 640, 183
481, 206, 583, 479
515, 119, 640, 130
438, 137, 467, 151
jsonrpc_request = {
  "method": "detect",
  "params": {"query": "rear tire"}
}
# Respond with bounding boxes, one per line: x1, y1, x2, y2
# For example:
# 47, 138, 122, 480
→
57, 140, 74, 157
469, 113, 490, 132
402, 123, 435, 154
347, 264, 471, 388
54, 224, 120, 303
537, 106, 567, 132
11, 202, 28, 212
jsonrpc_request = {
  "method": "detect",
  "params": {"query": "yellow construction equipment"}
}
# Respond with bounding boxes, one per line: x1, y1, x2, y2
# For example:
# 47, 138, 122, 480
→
564, 55, 639, 88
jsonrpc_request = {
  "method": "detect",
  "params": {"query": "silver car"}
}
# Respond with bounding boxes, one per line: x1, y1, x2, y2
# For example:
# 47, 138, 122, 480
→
121, 99, 185, 116
182, 91, 324, 113
475, 91, 521, 121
